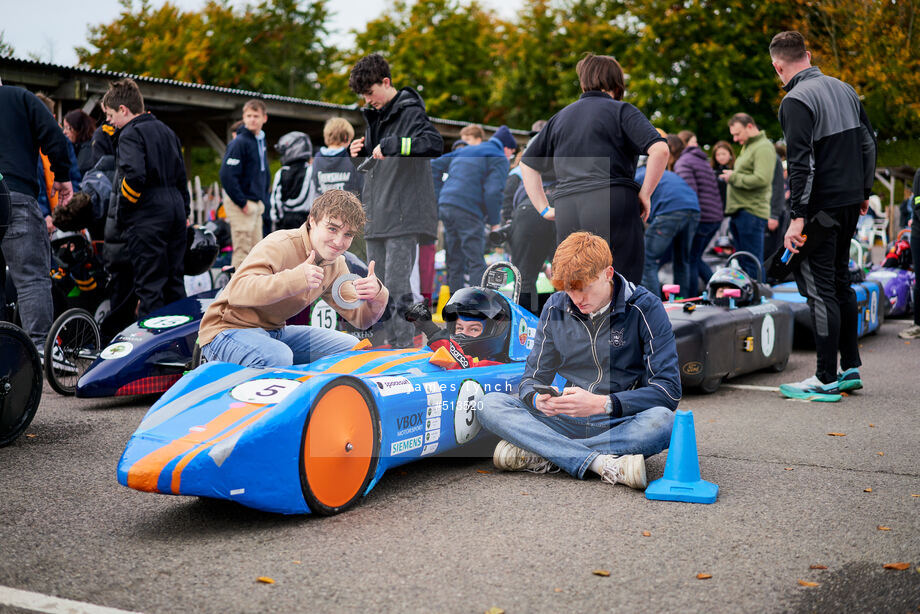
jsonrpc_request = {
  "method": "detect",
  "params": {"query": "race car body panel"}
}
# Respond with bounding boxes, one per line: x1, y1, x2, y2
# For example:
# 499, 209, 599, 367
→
772, 280, 883, 344
866, 268, 914, 317
118, 298, 540, 514
664, 298, 794, 390
77, 291, 219, 397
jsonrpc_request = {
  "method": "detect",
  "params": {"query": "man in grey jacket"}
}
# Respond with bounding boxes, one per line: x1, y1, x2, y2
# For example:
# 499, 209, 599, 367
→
479, 232, 680, 490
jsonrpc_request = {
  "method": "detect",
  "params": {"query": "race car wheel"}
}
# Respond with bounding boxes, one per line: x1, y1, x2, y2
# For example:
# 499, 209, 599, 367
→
44, 308, 101, 396
698, 376, 722, 394
0, 322, 42, 447
300, 378, 380, 515
769, 356, 789, 373
189, 340, 206, 369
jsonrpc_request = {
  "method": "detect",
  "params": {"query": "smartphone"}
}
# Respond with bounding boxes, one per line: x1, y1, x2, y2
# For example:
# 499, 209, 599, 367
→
533, 384, 561, 397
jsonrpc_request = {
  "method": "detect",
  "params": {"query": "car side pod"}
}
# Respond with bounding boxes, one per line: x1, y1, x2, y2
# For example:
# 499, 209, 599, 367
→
645, 410, 718, 504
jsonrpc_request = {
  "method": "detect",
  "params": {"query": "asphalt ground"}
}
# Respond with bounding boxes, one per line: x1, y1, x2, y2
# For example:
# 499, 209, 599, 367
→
1, 318, 918, 613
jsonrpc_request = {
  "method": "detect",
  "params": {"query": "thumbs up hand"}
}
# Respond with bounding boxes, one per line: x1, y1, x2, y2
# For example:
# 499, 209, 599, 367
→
353, 260, 382, 300
301, 249, 325, 289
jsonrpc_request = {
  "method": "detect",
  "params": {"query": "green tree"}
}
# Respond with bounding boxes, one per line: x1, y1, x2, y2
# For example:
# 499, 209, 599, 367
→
624, 0, 803, 146
77, 0, 332, 98
0, 31, 14, 58
790, 0, 920, 139
491, 0, 633, 128
319, 0, 508, 123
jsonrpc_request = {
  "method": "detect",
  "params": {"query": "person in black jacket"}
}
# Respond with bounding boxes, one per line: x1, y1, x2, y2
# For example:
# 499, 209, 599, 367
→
220, 100, 272, 267
0, 78, 73, 350
771, 31, 877, 402
348, 53, 444, 347
102, 78, 189, 320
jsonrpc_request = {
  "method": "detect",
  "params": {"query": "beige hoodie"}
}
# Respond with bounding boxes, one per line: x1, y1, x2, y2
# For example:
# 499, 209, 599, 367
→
198, 224, 388, 347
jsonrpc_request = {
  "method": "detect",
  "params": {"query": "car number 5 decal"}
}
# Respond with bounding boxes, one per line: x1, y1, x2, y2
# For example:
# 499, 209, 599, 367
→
230, 379, 301, 405
454, 380, 484, 444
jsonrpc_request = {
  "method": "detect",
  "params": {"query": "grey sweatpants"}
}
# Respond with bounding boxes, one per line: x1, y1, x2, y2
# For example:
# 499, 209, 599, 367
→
366, 235, 418, 348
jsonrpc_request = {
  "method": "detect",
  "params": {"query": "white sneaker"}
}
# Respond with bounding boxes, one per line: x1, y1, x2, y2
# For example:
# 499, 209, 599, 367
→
38, 346, 78, 374
599, 454, 648, 490
492, 440, 558, 474
898, 324, 920, 340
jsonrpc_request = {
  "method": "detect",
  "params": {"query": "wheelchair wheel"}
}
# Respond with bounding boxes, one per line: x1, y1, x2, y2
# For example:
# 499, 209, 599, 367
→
44, 308, 101, 396
0, 322, 42, 446
300, 379, 380, 515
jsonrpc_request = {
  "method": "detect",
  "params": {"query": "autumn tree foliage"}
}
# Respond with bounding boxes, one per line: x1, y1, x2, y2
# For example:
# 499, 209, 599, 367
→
75, 0, 919, 144
788, 0, 920, 140
77, 0, 332, 98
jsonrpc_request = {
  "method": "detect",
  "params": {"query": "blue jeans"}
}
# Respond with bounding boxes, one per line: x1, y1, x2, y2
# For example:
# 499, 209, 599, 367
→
729, 210, 767, 280
479, 392, 674, 478
202, 325, 358, 368
689, 221, 722, 296
1, 192, 53, 348
439, 204, 486, 293
642, 209, 699, 297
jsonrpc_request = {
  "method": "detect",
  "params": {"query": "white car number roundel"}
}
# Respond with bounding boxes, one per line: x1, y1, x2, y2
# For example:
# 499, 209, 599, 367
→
454, 380, 484, 444
230, 379, 300, 405
311, 300, 337, 330
760, 314, 775, 357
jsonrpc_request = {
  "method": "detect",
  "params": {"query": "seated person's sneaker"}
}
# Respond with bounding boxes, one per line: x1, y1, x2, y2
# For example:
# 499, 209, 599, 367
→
898, 324, 920, 340
493, 440, 558, 474
837, 367, 862, 392
779, 375, 841, 402
599, 454, 647, 490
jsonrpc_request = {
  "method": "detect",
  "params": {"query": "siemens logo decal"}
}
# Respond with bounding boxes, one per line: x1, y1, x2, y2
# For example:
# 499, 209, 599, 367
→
390, 435, 423, 456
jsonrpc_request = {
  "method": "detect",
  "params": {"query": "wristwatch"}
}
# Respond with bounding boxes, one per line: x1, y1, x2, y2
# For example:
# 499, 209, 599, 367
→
603, 397, 613, 415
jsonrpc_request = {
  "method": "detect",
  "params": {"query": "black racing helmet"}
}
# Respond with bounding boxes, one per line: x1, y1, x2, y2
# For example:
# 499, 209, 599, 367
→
442, 287, 513, 359
707, 265, 757, 307
275, 131, 313, 165
184, 225, 219, 276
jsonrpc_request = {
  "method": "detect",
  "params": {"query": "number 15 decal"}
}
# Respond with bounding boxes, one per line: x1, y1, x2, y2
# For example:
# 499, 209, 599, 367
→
231, 379, 301, 405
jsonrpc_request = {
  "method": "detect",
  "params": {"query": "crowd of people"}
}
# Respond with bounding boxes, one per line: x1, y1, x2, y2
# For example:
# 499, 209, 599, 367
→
2, 31, 916, 487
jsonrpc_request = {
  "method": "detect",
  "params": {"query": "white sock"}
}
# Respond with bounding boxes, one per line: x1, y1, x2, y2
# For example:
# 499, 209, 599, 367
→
589, 454, 615, 477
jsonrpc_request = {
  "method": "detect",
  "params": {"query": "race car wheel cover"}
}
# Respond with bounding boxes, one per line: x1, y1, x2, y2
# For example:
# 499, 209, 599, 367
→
300, 378, 380, 515
44, 308, 101, 396
0, 322, 42, 446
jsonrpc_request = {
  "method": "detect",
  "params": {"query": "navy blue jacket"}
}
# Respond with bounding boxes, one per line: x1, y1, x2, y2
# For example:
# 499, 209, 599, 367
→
635, 168, 699, 224
313, 146, 363, 196
430, 137, 510, 225
520, 275, 682, 417
220, 126, 271, 209
0, 85, 71, 198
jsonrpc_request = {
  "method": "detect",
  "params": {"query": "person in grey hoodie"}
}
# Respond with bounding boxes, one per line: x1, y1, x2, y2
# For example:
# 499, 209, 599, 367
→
674, 131, 724, 294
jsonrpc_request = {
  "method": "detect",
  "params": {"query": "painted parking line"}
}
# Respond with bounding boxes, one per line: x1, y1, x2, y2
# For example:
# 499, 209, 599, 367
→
720, 384, 781, 392
0, 586, 142, 614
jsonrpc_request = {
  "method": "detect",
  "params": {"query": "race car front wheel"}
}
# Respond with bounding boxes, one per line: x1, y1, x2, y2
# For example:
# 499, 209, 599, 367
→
300, 378, 380, 515
0, 322, 42, 446
44, 308, 101, 396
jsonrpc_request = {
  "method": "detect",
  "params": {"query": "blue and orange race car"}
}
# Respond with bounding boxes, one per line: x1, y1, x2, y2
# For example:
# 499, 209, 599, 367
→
117, 264, 541, 515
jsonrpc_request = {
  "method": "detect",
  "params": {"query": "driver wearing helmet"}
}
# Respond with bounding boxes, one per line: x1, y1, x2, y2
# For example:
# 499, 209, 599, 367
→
405, 286, 511, 369
706, 266, 758, 307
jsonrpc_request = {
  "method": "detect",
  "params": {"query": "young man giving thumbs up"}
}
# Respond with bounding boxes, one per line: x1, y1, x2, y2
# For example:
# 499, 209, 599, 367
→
198, 190, 388, 367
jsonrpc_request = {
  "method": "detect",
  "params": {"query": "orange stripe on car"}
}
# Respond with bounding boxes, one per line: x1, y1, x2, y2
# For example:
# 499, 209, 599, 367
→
126, 403, 265, 492
363, 353, 428, 374
170, 405, 272, 493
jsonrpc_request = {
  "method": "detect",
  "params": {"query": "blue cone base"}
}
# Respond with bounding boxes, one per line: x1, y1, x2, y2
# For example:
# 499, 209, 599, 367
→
645, 477, 718, 504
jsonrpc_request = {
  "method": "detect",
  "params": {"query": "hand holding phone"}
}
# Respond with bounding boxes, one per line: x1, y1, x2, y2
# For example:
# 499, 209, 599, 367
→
533, 384, 561, 397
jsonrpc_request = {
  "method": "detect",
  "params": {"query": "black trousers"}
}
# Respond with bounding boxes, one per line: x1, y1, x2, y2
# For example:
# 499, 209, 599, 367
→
126, 201, 187, 320
554, 185, 644, 285
0, 179, 9, 320
510, 202, 556, 314
793, 204, 861, 383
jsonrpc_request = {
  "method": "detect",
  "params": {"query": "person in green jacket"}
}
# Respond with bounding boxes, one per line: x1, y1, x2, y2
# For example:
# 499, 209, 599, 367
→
720, 113, 774, 278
